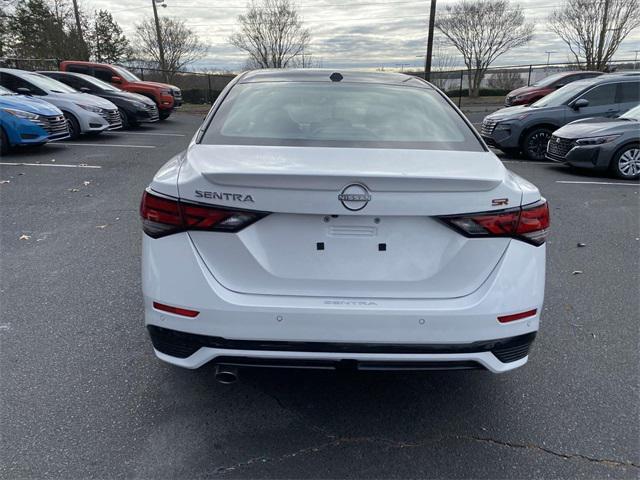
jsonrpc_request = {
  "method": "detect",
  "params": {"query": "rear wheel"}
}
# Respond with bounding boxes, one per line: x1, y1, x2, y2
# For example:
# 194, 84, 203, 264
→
64, 112, 80, 140
159, 109, 172, 121
0, 127, 9, 155
522, 127, 553, 161
610, 144, 640, 180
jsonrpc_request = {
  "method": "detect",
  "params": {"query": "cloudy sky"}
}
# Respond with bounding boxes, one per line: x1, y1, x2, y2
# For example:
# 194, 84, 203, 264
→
86, 0, 640, 72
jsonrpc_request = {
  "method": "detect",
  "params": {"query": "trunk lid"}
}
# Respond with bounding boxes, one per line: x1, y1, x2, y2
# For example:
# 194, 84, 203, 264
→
178, 145, 526, 299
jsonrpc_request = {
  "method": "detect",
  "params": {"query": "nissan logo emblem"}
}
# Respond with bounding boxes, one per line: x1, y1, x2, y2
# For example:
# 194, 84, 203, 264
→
338, 183, 371, 211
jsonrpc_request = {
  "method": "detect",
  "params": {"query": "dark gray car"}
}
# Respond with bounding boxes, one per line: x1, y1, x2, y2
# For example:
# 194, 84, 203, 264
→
481, 75, 639, 160
546, 104, 640, 179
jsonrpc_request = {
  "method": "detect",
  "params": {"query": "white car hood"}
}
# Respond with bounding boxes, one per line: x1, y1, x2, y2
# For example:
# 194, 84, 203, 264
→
45, 92, 117, 110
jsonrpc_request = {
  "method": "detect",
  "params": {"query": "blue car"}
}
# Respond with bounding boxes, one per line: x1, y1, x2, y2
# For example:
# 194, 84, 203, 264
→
0, 85, 69, 155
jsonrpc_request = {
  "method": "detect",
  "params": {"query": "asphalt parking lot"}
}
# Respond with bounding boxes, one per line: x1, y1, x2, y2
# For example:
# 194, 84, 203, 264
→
1, 113, 639, 479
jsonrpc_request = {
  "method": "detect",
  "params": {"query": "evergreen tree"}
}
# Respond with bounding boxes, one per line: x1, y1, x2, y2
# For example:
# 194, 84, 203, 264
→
91, 10, 130, 63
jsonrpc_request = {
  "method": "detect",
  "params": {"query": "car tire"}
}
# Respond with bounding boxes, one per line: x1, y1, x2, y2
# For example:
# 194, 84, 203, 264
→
159, 110, 171, 121
64, 113, 81, 140
610, 143, 640, 180
119, 108, 131, 129
0, 126, 9, 155
521, 127, 553, 161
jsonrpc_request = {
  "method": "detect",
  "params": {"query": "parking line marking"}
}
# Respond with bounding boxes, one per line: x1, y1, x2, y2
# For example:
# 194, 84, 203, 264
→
0, 162, 102, 169
62, 143, 156, 149
108, 132, 187, 137
556, 180, 639, 186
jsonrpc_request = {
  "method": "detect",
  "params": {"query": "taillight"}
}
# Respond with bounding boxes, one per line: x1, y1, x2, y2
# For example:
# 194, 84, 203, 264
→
140, 190, 268, 238
440, 200, 550, 246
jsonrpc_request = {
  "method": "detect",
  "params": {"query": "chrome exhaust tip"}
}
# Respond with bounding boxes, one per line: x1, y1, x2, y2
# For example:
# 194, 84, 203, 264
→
215, 365, 238, 384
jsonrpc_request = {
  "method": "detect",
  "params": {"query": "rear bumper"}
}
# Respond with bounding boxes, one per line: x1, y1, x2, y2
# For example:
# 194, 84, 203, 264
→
148, 325, 536, 372
142, 233, 545, 373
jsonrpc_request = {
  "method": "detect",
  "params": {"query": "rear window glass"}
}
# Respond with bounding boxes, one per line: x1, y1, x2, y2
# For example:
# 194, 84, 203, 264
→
201, 82, 483, 151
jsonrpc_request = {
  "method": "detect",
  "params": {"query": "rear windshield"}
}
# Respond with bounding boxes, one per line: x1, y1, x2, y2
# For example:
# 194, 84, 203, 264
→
201, 82, 483, 151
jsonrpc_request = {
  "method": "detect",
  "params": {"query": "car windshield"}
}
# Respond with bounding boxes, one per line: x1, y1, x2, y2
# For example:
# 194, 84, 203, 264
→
24, 73, 78, 94
532, 72, 568, 87
530, 81, 591, 107
202, 82, 483, 151
76, 73, 121, 92
620, 104, 640, 120
0, 85, 16, 95
112, 66, 141, 82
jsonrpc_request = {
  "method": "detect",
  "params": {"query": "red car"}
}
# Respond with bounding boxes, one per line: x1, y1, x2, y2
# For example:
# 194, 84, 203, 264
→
60, 61, 182, 120
504, 71, 602, 106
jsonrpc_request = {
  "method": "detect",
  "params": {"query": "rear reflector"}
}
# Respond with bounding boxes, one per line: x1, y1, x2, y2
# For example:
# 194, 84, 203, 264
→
140, 190, 269, 238
497, 309, 537, 323
439, 200, 550, 246
153, 302, 200, 318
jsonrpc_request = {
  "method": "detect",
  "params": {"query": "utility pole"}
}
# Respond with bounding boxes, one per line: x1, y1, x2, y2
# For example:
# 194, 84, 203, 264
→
152, 0, 167, 81
71, 0, 88, 60
424, 0, 437, 81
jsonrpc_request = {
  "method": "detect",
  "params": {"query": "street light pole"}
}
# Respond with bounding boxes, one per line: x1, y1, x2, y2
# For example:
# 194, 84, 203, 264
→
544, 51, 556, 68
631, 50, 640, 69
152, 0, 167, 81
424, 0, 437, 81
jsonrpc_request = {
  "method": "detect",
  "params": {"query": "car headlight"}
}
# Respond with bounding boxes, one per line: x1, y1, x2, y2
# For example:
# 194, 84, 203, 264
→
78, 104, 104, 113
514, 94, 528, 101
495, 123, 512, 131
2, 108, 40, 121
575, 135, 621, 146
160, 89, 172, 95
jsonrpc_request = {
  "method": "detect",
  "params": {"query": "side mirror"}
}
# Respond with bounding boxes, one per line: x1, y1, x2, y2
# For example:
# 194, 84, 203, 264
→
16, 87, 31, 95
79, 87, 91, 93
572, 98, 589, 110
111, 76, 122, 84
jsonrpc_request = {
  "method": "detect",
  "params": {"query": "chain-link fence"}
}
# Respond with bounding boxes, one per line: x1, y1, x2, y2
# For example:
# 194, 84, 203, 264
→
0, 57, 59, 71
122, 66, 236, 105
2, 57, 637, 107
407, 58, 638, 106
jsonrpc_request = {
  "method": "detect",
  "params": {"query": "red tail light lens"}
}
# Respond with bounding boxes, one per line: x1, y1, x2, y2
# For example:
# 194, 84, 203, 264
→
153, 302, 200, 318
140, 190, 269, 238
440, 200, 550, 246
498, 308, 537, 323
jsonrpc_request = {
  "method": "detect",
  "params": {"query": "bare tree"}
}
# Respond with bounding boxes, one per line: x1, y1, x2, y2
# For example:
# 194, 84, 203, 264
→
230, 0, 310, 69
435, 0, 533, 96
549, 0, 640, 71
134, 16, 205, 79
488, 70, 525, 90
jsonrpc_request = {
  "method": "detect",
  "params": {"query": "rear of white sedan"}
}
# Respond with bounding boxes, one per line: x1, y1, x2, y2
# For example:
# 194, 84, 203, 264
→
141, 70, 549, 376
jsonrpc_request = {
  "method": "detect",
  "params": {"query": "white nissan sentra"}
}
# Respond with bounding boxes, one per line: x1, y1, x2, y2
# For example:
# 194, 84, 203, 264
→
141, 70, 549, 378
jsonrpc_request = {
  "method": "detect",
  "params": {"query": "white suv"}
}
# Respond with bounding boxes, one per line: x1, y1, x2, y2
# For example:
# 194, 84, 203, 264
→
141, 70, 549, 377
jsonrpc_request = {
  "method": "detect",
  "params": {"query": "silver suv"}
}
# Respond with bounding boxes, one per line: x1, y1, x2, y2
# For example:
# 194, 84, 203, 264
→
481, 75, 640, 160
